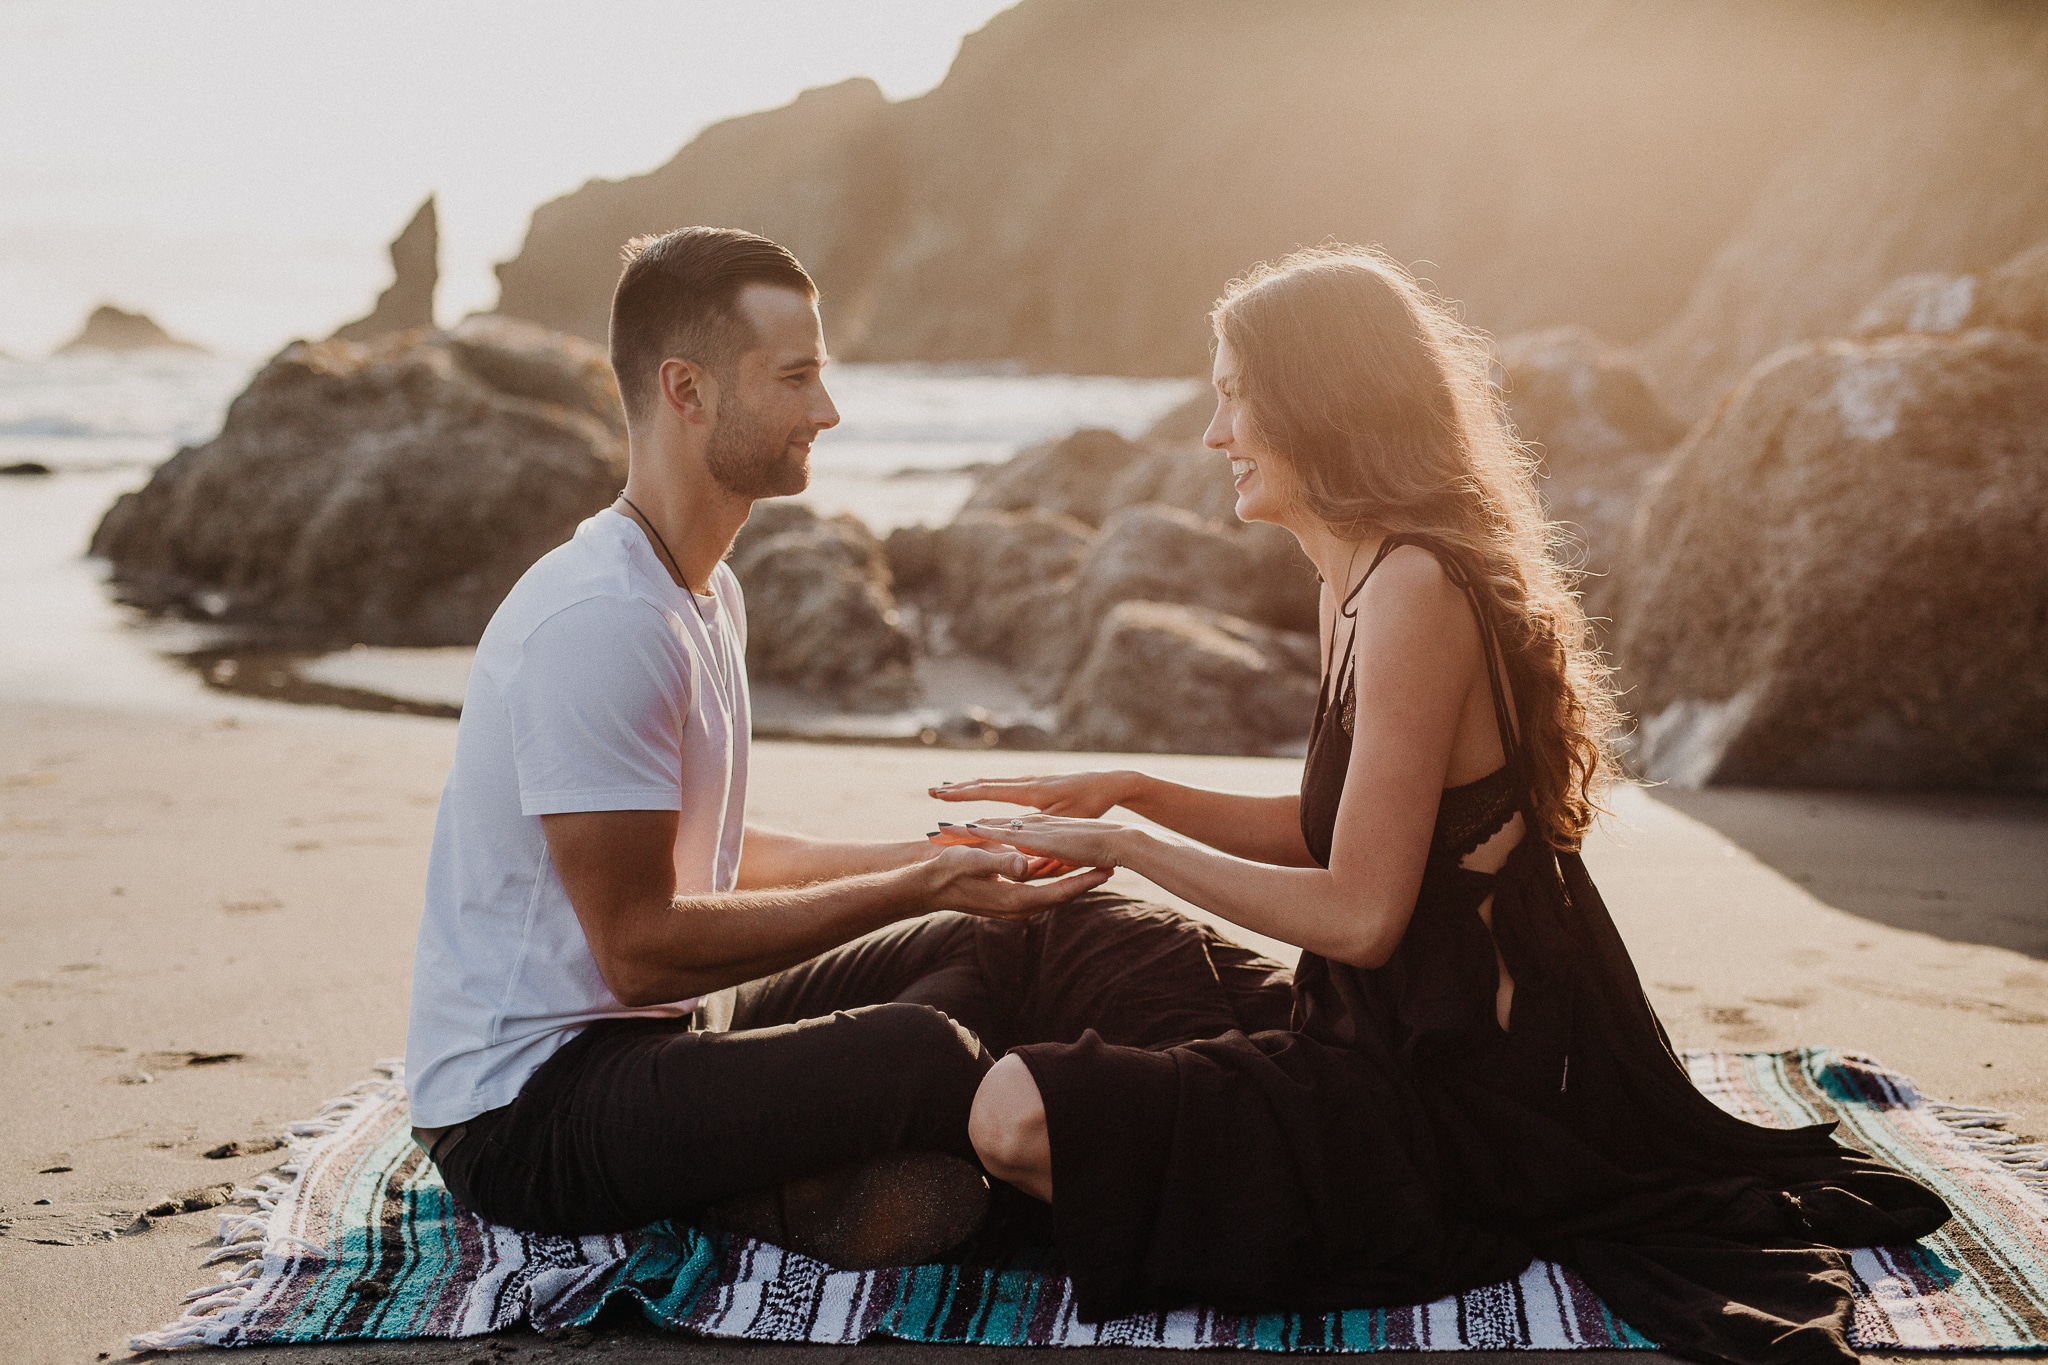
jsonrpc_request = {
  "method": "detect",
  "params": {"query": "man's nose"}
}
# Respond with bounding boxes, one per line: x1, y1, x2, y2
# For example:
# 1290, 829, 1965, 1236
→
811, 387, 841, 431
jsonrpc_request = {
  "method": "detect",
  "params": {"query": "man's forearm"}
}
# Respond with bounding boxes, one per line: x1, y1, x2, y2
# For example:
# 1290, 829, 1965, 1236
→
735, 824, 933, 890
608, 861, 934, 1005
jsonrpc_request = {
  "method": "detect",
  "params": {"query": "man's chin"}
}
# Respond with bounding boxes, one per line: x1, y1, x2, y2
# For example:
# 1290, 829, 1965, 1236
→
771, 454, 811, 498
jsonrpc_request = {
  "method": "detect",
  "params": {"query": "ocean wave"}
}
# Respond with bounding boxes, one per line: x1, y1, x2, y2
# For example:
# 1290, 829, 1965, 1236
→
0, 415, 103, 437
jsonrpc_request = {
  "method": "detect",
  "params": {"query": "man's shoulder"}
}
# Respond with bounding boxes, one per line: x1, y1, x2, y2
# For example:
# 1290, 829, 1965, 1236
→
480, 520, 674, 663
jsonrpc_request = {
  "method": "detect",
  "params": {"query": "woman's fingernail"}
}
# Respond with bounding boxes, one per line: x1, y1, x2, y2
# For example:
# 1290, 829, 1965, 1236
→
937, 821, 954, 826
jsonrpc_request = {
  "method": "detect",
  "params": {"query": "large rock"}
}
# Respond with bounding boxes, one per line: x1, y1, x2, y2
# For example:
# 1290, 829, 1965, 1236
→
1849, 274, 1978, 339
931, 511, 1092, 660
1058, 601, 1319, 755
1615, 329, 2048, 790
90, 317, 625, 643
1494, 326, 1686, 616
495, 0, 2033, 376
496, 77, 903, 351
963, 428, 1148, 527
1012, 504, 1305, 692
1639, 10, 2048, 416
55, 304, 204, 354
1496, 326, 1685, 477
728, 504, 917, 709
1969, 239, 2048, 339
1101, 445, 1237, 524
332, 197, 439, 342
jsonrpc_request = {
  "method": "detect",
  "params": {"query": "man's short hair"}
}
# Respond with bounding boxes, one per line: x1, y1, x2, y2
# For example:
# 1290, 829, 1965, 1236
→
608, 227, 817, 419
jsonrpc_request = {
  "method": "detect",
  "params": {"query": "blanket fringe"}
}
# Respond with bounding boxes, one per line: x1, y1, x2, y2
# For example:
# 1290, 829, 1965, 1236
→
129, 1058, 405, 1351
1926, 1101, 2048, 1201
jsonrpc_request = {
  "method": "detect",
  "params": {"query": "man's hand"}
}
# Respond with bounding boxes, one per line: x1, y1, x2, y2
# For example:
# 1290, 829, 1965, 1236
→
541, 809, 1112, 1008
913, 845, 1112, 919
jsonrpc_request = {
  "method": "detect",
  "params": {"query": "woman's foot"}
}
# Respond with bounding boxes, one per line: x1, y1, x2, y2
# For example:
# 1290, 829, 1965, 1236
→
713, 1150, 989, 1269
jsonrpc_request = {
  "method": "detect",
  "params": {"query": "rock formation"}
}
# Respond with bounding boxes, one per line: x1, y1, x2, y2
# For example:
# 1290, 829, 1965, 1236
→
1849, 275, 1977, 339
495, 0, 2038, 377
1496, 327, 1686, 479
897, 509, 1093, 667
1968, 240, 2048, 338
332, 197, 439, 342
727, 503, 917, 708
962, 427, 1148, 527
91, 317, 625, 644
1615, 329, 2048, 790
496, 79, 900, 351
1637, 8, 2048, 416
1059, 601, 1319, 755
55, 305, 205, 354
1494, 326, 1687, 615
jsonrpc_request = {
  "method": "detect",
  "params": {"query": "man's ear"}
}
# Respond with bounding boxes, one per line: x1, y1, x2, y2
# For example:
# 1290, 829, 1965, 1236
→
657, 357, 717, 426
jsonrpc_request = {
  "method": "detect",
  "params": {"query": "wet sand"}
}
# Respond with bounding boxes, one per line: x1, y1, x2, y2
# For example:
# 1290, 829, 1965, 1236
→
1, 698, 2043, 1362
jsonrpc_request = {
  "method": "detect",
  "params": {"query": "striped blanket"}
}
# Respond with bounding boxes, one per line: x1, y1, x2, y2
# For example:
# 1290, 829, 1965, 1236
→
133, 1049, 2048, 1352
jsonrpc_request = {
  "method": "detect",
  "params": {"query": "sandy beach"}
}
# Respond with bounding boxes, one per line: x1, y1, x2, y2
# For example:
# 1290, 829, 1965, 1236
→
2, 694, 2043, 1362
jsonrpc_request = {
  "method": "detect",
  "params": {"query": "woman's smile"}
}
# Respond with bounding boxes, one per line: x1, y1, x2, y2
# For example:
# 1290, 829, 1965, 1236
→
1230, 456, 1259, 488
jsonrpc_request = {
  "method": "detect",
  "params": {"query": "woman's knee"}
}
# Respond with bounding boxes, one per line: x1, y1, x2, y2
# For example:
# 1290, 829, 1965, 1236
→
968, 1055, 1049, 1189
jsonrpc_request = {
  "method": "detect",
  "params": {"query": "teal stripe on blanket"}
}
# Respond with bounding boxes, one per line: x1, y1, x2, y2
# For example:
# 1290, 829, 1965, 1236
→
132, 1050, 2048, 1353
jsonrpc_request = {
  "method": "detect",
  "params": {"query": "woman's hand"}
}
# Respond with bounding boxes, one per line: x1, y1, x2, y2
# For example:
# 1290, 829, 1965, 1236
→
929, 770, 1143, 819
941, 812, 1144, 874
927, 822, 1079, 881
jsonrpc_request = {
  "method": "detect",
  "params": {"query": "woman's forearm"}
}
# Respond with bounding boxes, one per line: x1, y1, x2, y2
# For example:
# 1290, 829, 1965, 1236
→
1111, 827, 1410, 967
1115, 773, 1317, 867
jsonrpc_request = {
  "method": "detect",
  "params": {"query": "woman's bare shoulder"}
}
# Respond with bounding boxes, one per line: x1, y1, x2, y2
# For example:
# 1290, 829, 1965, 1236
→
1350, 543, 1484, 661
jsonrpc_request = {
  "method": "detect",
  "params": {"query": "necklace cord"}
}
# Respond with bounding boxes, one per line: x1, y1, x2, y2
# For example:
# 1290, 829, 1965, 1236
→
617, 494, 695, 594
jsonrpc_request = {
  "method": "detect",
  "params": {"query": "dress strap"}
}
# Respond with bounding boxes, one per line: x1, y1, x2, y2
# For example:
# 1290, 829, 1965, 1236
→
1323, 537, 1409, 710
1327, 535, 1522, 766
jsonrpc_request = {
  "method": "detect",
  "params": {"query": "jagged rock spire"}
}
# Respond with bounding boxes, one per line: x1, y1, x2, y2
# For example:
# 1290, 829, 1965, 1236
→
333, 195, 438, 342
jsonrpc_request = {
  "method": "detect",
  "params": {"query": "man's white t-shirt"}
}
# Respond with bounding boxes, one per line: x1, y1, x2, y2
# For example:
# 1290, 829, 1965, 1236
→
405, 507, 750, 1129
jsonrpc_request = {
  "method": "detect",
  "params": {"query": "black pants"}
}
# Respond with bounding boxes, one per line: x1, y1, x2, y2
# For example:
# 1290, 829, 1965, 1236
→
433, 893, 1291, 1235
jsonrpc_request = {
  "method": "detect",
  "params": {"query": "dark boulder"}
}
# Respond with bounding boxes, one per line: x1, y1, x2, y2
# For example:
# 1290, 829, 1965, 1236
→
728, 506, 917, 709
963, 427, 1148, 527
1059, 601, 1319, 756
332, 197, 438, 342
1615, 329, 2048, 790
90, 317, 625, 643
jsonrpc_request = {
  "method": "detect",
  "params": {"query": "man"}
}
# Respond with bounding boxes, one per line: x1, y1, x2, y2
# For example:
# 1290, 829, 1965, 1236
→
405, 228, 1277, 1268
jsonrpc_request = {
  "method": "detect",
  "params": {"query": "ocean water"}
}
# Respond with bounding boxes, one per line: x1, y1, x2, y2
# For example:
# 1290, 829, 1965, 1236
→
0, 348, 1199, 713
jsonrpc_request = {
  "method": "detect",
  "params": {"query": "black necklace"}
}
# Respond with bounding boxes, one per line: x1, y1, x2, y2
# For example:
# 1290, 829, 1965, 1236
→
617, 494, 695, 594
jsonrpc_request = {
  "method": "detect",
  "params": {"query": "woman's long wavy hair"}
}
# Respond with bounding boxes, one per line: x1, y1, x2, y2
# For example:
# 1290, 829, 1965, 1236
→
1213, 245, 1618, 848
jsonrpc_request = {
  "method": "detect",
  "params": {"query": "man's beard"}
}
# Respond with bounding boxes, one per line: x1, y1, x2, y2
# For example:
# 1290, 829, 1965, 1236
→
705, 391, 809, 498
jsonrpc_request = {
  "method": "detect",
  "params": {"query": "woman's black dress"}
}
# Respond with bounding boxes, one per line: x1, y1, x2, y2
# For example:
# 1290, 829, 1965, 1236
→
1011, 536, 1949, 1365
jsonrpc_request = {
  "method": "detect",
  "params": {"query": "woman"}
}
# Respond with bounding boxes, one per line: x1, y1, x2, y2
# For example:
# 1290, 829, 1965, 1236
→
933, 246, 1947, 1365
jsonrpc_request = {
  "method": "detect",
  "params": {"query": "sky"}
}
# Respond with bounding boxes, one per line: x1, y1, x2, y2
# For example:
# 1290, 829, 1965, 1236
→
0, 0, 1016, 359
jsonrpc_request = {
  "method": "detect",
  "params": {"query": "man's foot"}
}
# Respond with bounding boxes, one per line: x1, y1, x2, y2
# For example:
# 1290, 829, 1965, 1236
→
713, 1151, 990, 1270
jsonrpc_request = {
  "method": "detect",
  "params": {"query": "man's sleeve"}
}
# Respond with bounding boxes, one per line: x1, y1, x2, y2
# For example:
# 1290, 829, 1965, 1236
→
500, 595, 689, 817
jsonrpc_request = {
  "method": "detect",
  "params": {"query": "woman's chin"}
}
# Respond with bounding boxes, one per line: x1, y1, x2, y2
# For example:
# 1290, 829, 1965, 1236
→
1233, 489, 1276, 525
